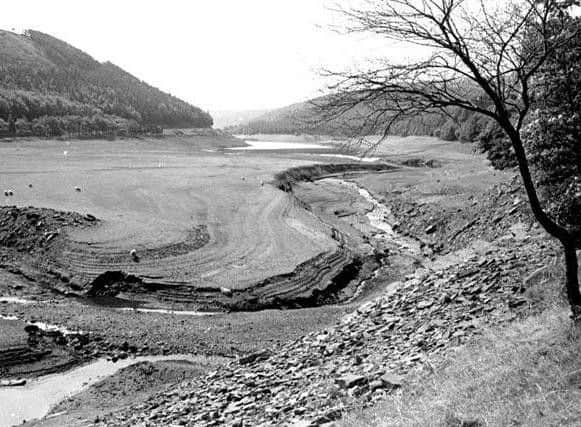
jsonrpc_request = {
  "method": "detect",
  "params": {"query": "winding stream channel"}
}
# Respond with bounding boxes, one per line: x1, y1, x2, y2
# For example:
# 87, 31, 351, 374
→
327, 178, 422, 255
0, 354, 223, 427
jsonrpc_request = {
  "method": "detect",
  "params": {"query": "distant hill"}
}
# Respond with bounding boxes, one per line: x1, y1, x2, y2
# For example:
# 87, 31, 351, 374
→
225, 99, 338, 136
226, 93, 496, 145
211, 109, 269, 129
0, 29, 212, 137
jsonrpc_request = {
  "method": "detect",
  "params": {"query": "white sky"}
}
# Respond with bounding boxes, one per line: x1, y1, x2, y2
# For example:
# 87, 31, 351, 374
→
1, 0, 418, 112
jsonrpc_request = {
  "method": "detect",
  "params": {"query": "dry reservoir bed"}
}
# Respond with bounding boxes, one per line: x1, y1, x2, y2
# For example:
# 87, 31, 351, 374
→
0, 135, 405, 424
0, 135, 515, 425
0, 137, 344, 297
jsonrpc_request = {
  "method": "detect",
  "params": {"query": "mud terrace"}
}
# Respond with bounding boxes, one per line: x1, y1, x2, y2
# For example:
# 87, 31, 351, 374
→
103, 233, 552, 426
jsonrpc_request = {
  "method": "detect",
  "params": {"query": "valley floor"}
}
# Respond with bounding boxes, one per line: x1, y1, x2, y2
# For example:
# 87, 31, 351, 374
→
1, 134, 578, 426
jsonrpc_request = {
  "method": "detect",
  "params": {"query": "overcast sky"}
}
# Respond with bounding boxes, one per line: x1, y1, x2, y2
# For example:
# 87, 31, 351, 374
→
1, 0, 416, 112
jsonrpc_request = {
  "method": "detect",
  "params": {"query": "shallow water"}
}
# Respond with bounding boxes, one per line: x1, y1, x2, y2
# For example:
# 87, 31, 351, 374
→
115, 307, 217, 316
0, 354, 214, 427
327, 178, 421, 254
318, 153, 380, 162
228, 140, 331, 150
0, 297, 34, 304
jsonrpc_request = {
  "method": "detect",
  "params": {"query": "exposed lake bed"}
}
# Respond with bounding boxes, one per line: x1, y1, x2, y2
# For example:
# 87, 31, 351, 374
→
0, 134, 546, 426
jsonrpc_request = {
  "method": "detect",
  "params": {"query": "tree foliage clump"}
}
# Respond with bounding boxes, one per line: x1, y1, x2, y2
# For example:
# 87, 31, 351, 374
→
524, 110, 581, 226
523, 17, 581, 228
477, 118, 517, 169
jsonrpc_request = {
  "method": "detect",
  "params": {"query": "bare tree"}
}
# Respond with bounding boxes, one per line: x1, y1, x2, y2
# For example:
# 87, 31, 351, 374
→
320, 0, 581, 316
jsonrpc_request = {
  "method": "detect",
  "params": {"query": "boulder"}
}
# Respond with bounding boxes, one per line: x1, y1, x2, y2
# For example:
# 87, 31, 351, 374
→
425, 224, 437, 234
239, 350, 271, 365
220, 287, 233, 297
335, 374, 366, 389
380, 372, 403, 389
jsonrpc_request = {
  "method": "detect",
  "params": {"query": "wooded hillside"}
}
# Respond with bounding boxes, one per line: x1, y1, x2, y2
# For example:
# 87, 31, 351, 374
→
0, 30, 213, 137
227, 94, 514, 168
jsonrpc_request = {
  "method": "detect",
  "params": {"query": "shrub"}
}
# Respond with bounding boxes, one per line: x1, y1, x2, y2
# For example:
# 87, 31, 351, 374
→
477, 118, 516, 169
458, 113, 487, 142
439, 119, 458, 141
523, 111, 581, 228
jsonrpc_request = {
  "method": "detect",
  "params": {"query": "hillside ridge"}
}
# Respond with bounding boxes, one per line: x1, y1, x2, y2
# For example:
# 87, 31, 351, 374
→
0, 29, 212, 137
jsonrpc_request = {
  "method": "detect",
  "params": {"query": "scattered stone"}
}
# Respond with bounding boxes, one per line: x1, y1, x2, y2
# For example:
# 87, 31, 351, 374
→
425, 224, 437, 234
220, 287, 233, 297
106, 231, 547, 426
335, 374, 367, 389
239, 350, 271, 365
130, 249, 139, 262
380, 372, 403, 389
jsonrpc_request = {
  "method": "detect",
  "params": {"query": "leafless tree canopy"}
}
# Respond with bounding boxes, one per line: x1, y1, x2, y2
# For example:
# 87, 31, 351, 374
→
320, 0, 576, 138
320, 0, 581, 315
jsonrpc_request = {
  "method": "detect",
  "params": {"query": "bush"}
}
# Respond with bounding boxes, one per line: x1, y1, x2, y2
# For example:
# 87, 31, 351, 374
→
458, 113, 487, 142
477, 118, 516, 170
439, 119, 458, 141
523, 111, 581, 227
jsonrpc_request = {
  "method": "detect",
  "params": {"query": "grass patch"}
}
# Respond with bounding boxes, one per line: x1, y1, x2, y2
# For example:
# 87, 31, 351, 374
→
340, 307, 581, 426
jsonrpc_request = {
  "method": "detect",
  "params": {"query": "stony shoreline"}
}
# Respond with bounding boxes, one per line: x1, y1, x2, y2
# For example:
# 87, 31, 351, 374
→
104, 231, 552, 426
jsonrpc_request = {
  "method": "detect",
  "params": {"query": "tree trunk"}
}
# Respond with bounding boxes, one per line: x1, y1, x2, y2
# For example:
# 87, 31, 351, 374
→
503, 130, 581, 318
563, 240, 581, 320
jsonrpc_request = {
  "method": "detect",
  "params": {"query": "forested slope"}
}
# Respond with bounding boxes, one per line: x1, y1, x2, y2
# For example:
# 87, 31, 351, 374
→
228, 95, 488, 142
227, 94, 515, 168
0, 30, 212, 137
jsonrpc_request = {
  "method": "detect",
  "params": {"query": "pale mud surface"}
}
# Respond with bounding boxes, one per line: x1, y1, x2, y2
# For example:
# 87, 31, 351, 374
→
2, 355, 226, 427
0, 136, 336, 289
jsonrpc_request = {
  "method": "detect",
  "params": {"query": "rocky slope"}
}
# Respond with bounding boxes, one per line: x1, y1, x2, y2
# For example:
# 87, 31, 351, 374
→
102, 232, 552, 426
97, 172, 559, 426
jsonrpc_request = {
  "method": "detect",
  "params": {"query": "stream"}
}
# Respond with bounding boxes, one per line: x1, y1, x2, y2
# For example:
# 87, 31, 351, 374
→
327, 178, 422, 255
228, 139, 331, 150
0, 354, 221, 427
